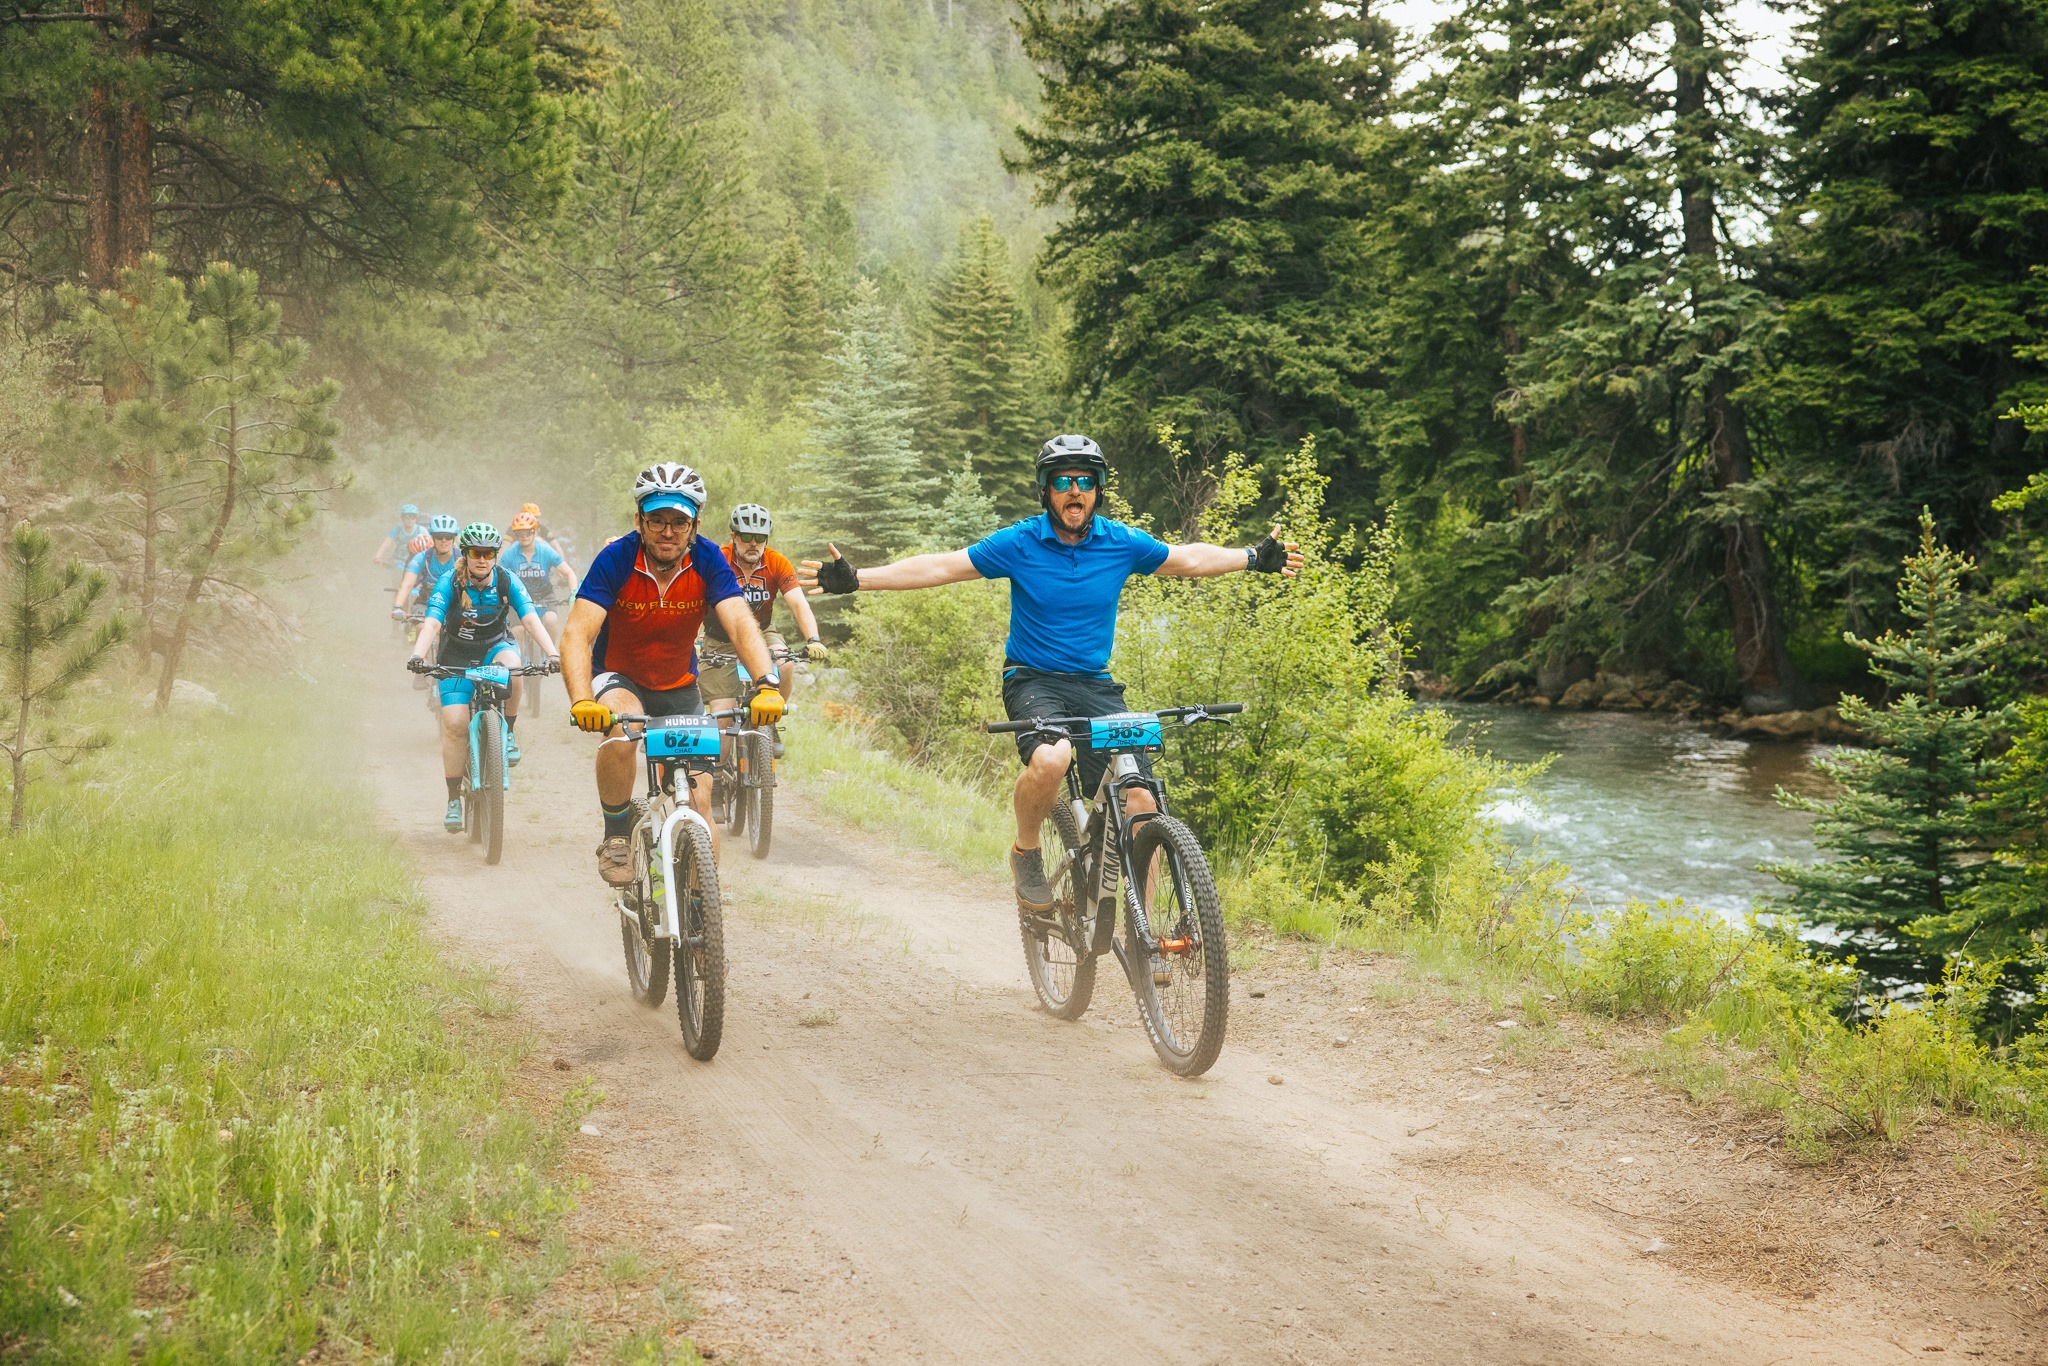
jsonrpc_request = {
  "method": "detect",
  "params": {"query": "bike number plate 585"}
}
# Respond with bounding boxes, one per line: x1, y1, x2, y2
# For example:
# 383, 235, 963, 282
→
643, 715, 721, 758
465, 664, 511, 686
1090, 711, 1163, 750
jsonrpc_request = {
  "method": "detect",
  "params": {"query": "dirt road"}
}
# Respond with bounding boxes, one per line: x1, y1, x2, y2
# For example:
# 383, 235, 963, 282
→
358, 662, 2038, 1364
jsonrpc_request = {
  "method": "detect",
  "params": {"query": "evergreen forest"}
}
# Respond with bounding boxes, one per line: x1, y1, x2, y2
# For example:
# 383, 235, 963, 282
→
9, 0, 2048, 1067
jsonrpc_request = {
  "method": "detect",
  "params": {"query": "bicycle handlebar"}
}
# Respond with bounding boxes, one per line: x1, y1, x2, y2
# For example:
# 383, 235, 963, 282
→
983, 702, 1244, 736
606, 707, 766, 730
410, 661, 559, 679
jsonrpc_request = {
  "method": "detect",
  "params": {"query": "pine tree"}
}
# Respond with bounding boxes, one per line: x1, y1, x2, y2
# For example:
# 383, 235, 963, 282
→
2, 522, 128, 832
1012, 0, 1397, 501
1769, 512, 2012, 992
793, 280, 935, 559
925, 215, 1036, 499
925, 457, 1000, 550
1763, 0, 2048, 621
526, 0, 620, 94
760, 233, 832, 414
60, 259, 339, 709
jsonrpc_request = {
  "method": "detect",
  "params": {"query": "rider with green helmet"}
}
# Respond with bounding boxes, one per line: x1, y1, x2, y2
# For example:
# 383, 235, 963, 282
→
408, 523, 560, 831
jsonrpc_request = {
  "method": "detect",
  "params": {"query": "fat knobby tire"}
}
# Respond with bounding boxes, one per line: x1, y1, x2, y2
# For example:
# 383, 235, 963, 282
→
673, 819, 726, 1060
1022, 799, 1097, 1020
1128, 815, 1228, 1077
623, 824, 671, 1007
479, 710, 506, 865
746, 730, 774, 860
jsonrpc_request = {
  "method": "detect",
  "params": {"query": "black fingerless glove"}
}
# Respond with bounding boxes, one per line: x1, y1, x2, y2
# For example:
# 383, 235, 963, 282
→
406, 656, 430, 674
1248, 534, 1288, 574
817, 556, 860, 594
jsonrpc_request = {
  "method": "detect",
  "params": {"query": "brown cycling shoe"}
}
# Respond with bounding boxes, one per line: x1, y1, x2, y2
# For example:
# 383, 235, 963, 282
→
1010, 845, 1055, 913
596, 835, 635, 886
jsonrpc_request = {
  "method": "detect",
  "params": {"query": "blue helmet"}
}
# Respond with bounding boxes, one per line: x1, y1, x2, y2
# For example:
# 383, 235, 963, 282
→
428, 514, 461, 536
400, 503, 420, 516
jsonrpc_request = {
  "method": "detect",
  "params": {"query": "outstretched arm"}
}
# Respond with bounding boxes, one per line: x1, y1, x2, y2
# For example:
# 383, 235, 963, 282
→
797, 544, 982, 595
1156, 526, 1303, 579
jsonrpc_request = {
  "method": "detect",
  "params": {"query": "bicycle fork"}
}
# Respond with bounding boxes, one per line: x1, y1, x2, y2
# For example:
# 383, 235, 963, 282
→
467, 700, 510, 790
1092, 755, 1166, 984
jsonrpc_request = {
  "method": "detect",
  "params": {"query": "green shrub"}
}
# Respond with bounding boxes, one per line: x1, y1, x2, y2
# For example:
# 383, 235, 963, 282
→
1120, 436, 1518, 918
843, 575, 1010, 778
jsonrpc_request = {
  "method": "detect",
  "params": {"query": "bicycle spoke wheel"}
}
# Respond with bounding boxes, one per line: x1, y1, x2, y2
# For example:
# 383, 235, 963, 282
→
745, 729, 774, 860
1021, 799, 1097, 1020
478, 709, 505, 865
621, 823, 670, 1006
672, 819, 726, 1060
722, 742, 745, 835
1125, 815, 1228, 1076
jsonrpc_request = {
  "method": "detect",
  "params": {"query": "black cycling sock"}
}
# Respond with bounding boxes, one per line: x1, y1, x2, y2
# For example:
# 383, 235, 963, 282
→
602, 800, 633, 837
504, 714, 516, 731
446, 776, 462, 799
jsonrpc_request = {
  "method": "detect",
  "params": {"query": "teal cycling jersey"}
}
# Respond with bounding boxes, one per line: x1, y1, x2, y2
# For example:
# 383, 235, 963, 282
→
425, 565, 536, 666
405, 547, 458, 600
502, 540, 566, 601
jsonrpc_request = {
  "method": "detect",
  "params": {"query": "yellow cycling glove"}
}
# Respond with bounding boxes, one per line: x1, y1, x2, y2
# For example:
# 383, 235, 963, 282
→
571, 699, 615, 733
747, 686, 786, 727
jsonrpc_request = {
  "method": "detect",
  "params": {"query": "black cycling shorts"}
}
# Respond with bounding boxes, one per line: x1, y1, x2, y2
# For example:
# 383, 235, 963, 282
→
1000, 666, 1152, 798
592, 671, 702, 720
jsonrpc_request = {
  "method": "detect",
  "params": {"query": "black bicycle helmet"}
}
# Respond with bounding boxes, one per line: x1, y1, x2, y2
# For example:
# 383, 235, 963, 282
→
1035, 434, 1107, 483
1035, 435, 1109, 509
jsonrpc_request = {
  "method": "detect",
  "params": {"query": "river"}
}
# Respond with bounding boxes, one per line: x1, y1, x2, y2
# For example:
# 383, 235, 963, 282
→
1442, 704, 1837, 920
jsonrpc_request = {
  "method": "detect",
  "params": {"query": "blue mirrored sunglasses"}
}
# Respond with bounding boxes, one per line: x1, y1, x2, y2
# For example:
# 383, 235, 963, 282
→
1048, 473, 1098, 492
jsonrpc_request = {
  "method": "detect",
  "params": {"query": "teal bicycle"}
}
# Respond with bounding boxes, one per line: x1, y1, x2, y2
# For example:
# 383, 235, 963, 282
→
410, 659, 557, 866
984, 703, 1241, 1077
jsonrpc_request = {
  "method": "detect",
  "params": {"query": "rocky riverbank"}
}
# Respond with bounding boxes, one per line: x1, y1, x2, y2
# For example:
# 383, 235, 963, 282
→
1405, 669, 1865, 744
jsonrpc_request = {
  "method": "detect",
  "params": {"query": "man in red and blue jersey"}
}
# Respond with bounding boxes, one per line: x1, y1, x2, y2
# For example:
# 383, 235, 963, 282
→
560, 462, 785, 885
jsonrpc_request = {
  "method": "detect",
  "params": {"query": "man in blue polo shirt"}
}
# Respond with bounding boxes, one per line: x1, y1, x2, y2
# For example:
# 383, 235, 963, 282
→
799, 434, 1300, 911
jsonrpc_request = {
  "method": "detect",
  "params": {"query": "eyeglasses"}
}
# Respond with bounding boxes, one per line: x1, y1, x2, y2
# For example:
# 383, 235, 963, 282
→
1048, 473, 1098, 492
431, 534, 456, 543
734, 533, 768, 546
467, 548, 499, 560
643, 515, 693, 533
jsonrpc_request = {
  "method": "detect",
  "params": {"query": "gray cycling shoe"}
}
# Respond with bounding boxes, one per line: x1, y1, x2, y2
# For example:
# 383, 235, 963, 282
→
1010, 845, 1054, 912
596, 835, 635, 886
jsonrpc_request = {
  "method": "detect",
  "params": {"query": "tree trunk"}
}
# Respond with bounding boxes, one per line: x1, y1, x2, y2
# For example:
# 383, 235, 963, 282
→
1673, 0, 1805, 713
8, 693, 28, 833
83, 0, 153, 293
154, 397, 235, 711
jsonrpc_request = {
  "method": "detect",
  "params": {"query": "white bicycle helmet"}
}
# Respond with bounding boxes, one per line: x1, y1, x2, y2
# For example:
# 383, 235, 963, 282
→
428, 513, 461, 535
729, 503, 773, 537
632, 462, 708, 517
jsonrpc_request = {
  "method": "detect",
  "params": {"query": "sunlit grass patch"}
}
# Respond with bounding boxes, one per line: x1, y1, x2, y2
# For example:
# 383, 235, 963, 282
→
781, 715, 1013, 875
0, 679, 588, 1363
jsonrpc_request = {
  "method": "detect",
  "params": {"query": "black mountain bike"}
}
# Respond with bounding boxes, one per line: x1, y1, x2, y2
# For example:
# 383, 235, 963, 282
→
409, 659, 557, 865
986, 704, 1241, 1077
595, 709, 739, 1060
699, 645, 799, 860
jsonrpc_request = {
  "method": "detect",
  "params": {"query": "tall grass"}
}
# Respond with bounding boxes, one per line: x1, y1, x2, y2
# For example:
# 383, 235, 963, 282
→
781, 713, 1014, 874
0, 685, 584, 1362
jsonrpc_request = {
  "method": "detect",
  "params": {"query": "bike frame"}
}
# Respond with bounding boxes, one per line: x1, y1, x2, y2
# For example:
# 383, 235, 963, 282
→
617, 716, 726, 943
466, 686, 511, 791
997, 704, 1240, 961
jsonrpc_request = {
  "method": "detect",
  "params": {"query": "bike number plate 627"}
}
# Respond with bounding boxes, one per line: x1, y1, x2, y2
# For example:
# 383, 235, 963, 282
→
1090, 711, 1162, 750
643, 716, 721, 758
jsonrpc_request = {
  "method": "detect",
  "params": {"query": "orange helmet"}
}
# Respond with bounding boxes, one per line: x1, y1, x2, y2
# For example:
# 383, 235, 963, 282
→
520, 502, 541, 517
407, 531, 433, 555
509, 512, 539, 532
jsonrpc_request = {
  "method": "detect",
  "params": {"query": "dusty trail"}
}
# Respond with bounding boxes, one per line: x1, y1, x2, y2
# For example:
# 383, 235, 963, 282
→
356, 657, 2029, 1364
